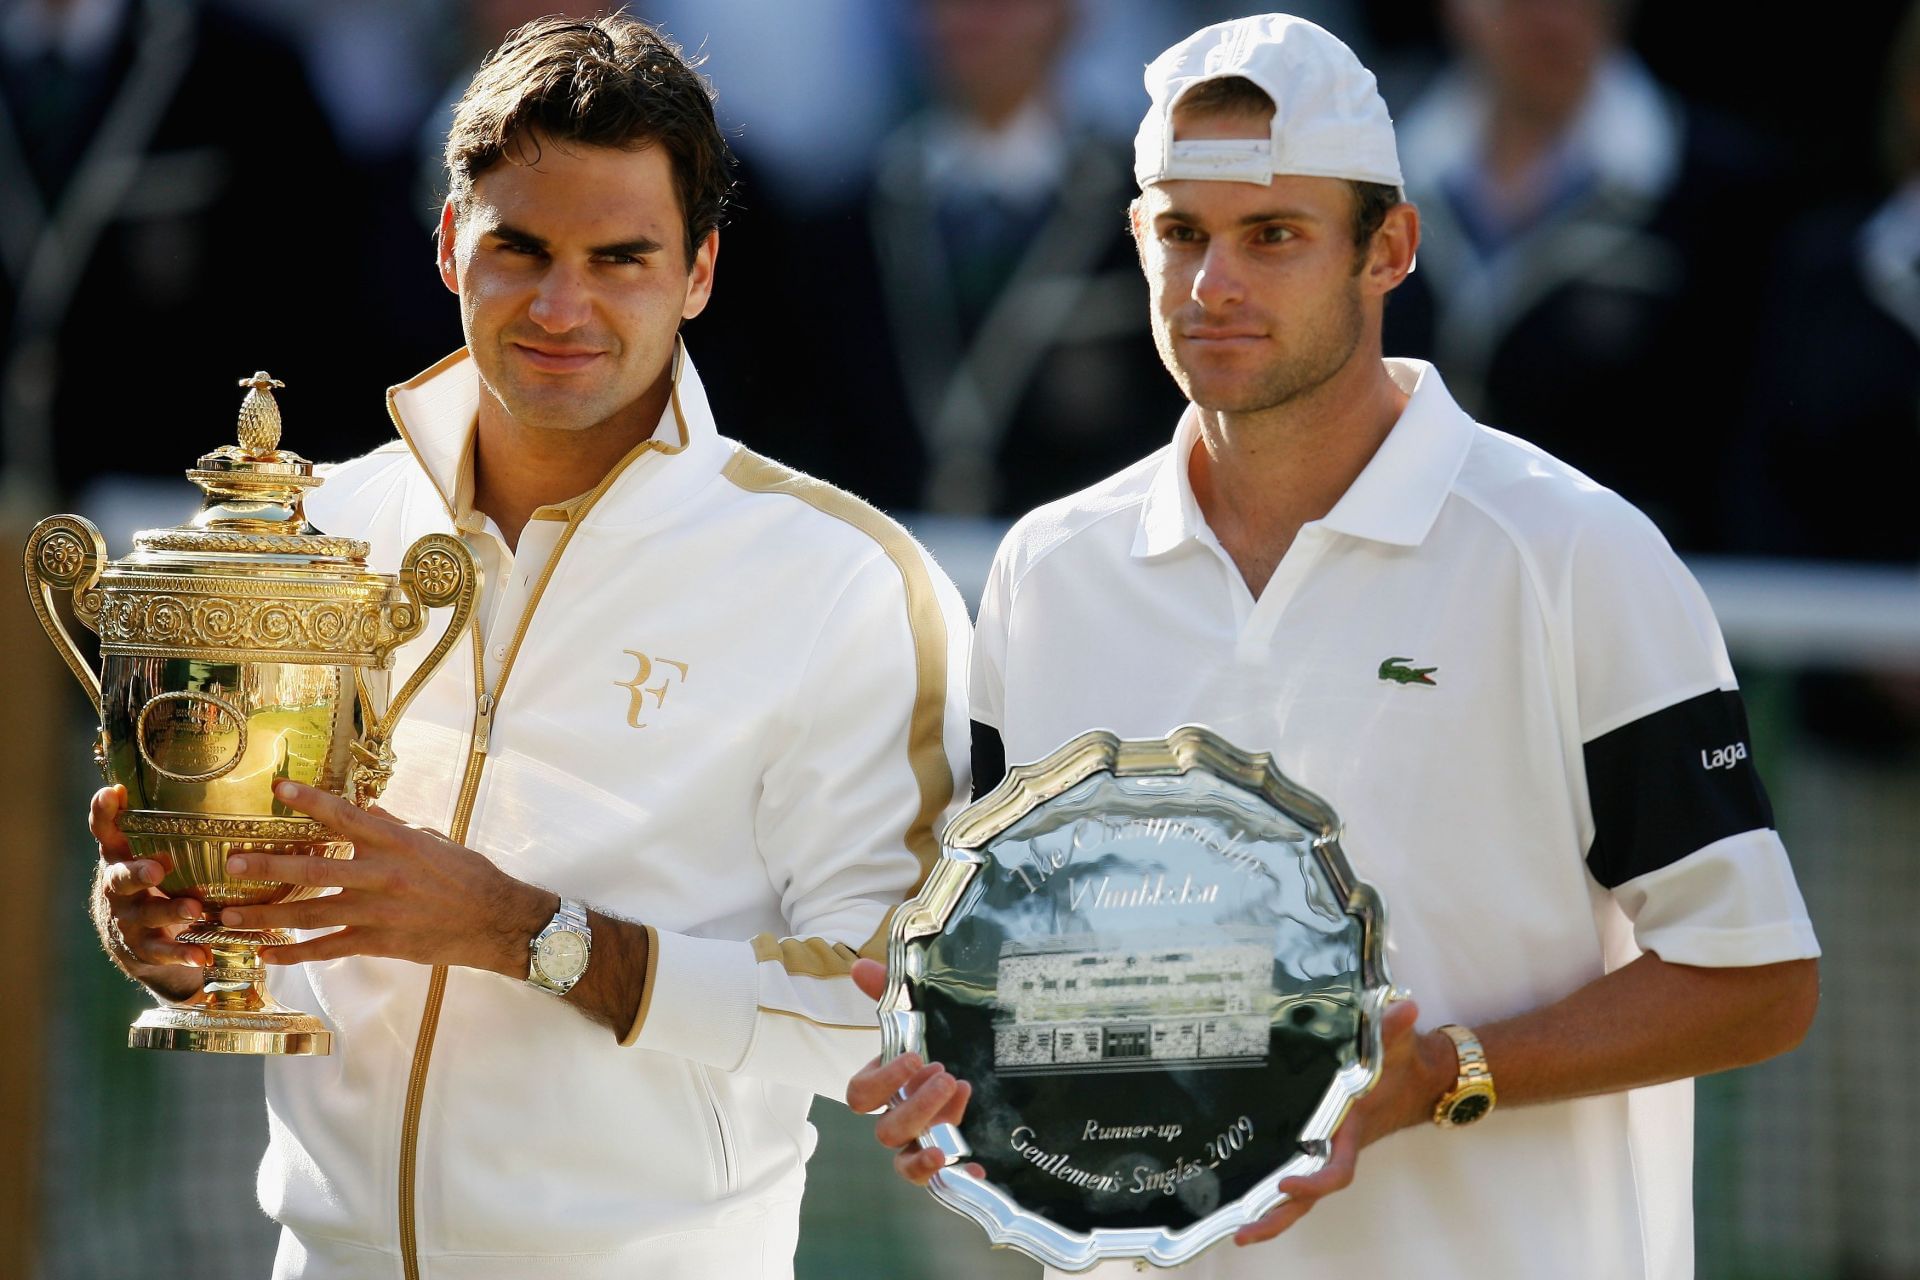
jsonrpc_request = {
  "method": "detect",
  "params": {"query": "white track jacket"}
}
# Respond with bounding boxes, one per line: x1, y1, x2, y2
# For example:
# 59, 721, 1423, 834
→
260, 347, 971, 1279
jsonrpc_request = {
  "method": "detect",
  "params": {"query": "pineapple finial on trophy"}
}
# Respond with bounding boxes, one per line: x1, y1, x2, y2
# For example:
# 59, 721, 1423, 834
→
236, 371, 287, 457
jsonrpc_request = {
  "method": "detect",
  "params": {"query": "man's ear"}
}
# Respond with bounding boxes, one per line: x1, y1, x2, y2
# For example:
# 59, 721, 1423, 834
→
1364, 201, 1420, 297
436, 200, 460, 296
1127, 196, 1148, 270
680, 228, 719, 322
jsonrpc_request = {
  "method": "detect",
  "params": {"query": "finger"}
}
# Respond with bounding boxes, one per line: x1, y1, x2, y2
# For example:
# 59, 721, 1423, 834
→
223, 849, 375, 892
901, 1059, 947, 1092
261, 928, 360, 965
1277, 1128, 1361, 1202
898, 1151, 987, 1184
851, 957, 887, 1002
874, 1068, 958, 1148
1235, 1195, 1314, 1245
222, 893, 369, 932
122, 914, 211, 967
847, 1051, 923, 1113
873, 1064, 957, 1145
101, 858, 168, 898
1378, 997, 1420, 1047
894, 1142, 948, 1187
932, 1078, 973, 1129
275, 780, 391, 841
89, 785, 133, 859
132, 933, 212, 967
116, 894, 205, 931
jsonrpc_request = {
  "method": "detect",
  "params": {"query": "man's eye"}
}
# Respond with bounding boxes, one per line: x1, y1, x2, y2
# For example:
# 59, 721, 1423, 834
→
1258, 225, 1295, 244
597, 254, 643, 266
1161, 225, 1200, 244
499, 242, 543, 257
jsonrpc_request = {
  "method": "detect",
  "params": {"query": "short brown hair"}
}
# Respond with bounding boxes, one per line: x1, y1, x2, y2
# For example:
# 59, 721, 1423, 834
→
1172, 76, 1402, 254
444, 13, 734, 262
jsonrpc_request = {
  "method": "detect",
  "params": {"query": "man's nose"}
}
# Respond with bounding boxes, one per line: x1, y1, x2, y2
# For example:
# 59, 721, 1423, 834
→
528, 266, 592, 333
1190, 243, 1246, 309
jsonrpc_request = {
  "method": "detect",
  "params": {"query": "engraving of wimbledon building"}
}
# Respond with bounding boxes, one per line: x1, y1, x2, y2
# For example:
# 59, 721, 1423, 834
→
992, 929, 1274, 1073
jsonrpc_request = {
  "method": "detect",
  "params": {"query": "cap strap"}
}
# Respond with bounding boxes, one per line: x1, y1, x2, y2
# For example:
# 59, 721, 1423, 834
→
1160, 138, 1275, 185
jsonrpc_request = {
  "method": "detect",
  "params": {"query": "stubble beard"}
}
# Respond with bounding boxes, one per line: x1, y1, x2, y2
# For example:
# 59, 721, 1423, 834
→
472, 337, 630, 435
1157, 280, 1366, 416
484, 369, 615, 434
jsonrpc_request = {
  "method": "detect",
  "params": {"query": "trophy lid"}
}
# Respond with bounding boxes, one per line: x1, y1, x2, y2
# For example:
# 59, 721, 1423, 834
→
130, 372, 371, 563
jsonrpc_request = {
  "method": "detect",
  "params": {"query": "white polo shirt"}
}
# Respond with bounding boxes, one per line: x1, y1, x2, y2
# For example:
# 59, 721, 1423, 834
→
970, 359, 1818, 1280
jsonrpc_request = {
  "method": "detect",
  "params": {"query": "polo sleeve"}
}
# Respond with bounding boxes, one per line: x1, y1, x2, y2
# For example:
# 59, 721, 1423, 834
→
622, 542, 972, 1100
969, 542, 1014, 798
1568, 498, 1819, 968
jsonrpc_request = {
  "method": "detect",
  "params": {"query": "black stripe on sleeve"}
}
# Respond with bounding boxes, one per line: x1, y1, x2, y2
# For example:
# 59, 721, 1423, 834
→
970, 720, 1007, 801
1583, 688, 1776, 889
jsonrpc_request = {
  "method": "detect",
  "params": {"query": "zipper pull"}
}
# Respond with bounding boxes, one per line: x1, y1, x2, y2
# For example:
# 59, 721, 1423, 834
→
473, 691, 496, 755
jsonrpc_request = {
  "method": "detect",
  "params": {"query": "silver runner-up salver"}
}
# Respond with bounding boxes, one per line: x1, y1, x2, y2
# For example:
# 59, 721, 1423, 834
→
878, 725, 1396, 1271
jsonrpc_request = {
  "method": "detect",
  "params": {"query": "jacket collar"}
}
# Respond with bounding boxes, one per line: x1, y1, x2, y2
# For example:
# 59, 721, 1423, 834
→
384, 338, 726, 528
1133, 358, 1478, 558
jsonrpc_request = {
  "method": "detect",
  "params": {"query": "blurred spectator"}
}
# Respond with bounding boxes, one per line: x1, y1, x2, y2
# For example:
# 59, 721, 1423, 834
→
722, 0, 1183, 518
249, 0, 442, 165
1736, 2, 1920, 756
0, 0, 388, 514
1739, 0, 1920, 566
643, 0, 909, 213
1383, 0, 1786, 551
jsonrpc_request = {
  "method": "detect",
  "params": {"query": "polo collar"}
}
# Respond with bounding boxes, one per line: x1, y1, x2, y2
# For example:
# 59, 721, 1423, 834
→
1132, 358, 1477, 558
1133, 408, 1208, 558
384, 338, 721, 529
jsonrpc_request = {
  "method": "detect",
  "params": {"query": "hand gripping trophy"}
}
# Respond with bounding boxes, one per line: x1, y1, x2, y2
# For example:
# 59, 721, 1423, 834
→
23, 373, 479, 1055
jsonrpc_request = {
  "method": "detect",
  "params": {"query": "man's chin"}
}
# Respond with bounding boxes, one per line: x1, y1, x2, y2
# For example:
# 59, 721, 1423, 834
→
1174, 372, 1282, 416
496, 390, 614, 433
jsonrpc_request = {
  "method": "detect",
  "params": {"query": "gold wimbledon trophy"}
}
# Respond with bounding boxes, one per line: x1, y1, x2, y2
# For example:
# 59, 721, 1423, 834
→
24, 372, 478, 1056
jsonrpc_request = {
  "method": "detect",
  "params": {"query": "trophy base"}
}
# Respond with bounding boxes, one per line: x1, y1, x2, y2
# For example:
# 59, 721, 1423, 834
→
128, 927, 333, 1056
129, 1007, 333, 1056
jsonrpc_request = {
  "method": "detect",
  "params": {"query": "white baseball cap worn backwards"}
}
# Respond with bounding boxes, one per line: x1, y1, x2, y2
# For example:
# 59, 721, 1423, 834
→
1133, 13, 1403, 192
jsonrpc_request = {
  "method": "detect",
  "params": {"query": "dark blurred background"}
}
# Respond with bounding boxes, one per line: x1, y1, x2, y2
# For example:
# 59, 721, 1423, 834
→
4, 1, 1918, 1277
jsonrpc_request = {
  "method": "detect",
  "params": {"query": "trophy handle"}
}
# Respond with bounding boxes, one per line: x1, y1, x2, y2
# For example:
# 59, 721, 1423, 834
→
347, 533, 479, 804
23, 515, 107, 716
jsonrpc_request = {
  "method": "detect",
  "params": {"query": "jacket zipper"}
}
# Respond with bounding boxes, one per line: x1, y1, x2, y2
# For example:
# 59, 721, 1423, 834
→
387, 349, 690, 1280
397, 626, 487, 1280
394, 459, 659, 1278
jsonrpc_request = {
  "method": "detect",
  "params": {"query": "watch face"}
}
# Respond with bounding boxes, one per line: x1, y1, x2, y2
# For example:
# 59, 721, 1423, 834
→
1447, 1092, 1493, 1126
538, 930, 589, 982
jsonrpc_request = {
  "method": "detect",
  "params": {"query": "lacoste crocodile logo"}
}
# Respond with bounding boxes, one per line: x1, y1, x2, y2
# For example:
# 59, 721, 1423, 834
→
1378, 656, 1438, 687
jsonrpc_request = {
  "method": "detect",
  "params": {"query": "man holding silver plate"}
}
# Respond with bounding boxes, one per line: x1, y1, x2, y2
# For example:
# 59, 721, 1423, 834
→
852, 14, 1821, 1278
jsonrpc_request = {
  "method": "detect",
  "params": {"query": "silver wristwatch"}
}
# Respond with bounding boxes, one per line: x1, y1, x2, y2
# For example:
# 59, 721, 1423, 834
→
526, 898, 592, 995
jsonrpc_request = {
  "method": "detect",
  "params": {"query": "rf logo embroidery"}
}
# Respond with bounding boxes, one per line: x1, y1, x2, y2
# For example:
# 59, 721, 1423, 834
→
615, 650, 689, 728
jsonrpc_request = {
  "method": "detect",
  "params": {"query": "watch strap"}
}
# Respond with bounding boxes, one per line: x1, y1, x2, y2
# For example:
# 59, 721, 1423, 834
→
1432, 1023, 1496, 1127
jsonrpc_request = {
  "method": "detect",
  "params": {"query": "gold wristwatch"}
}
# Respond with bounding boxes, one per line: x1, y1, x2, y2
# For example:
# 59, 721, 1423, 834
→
1432, 1024, 1496, 1128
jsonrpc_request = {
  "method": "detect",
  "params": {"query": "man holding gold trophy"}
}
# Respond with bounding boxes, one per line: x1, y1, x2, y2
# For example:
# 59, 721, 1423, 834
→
853, 14, 1822, 1278
80, 15, 970, 1279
